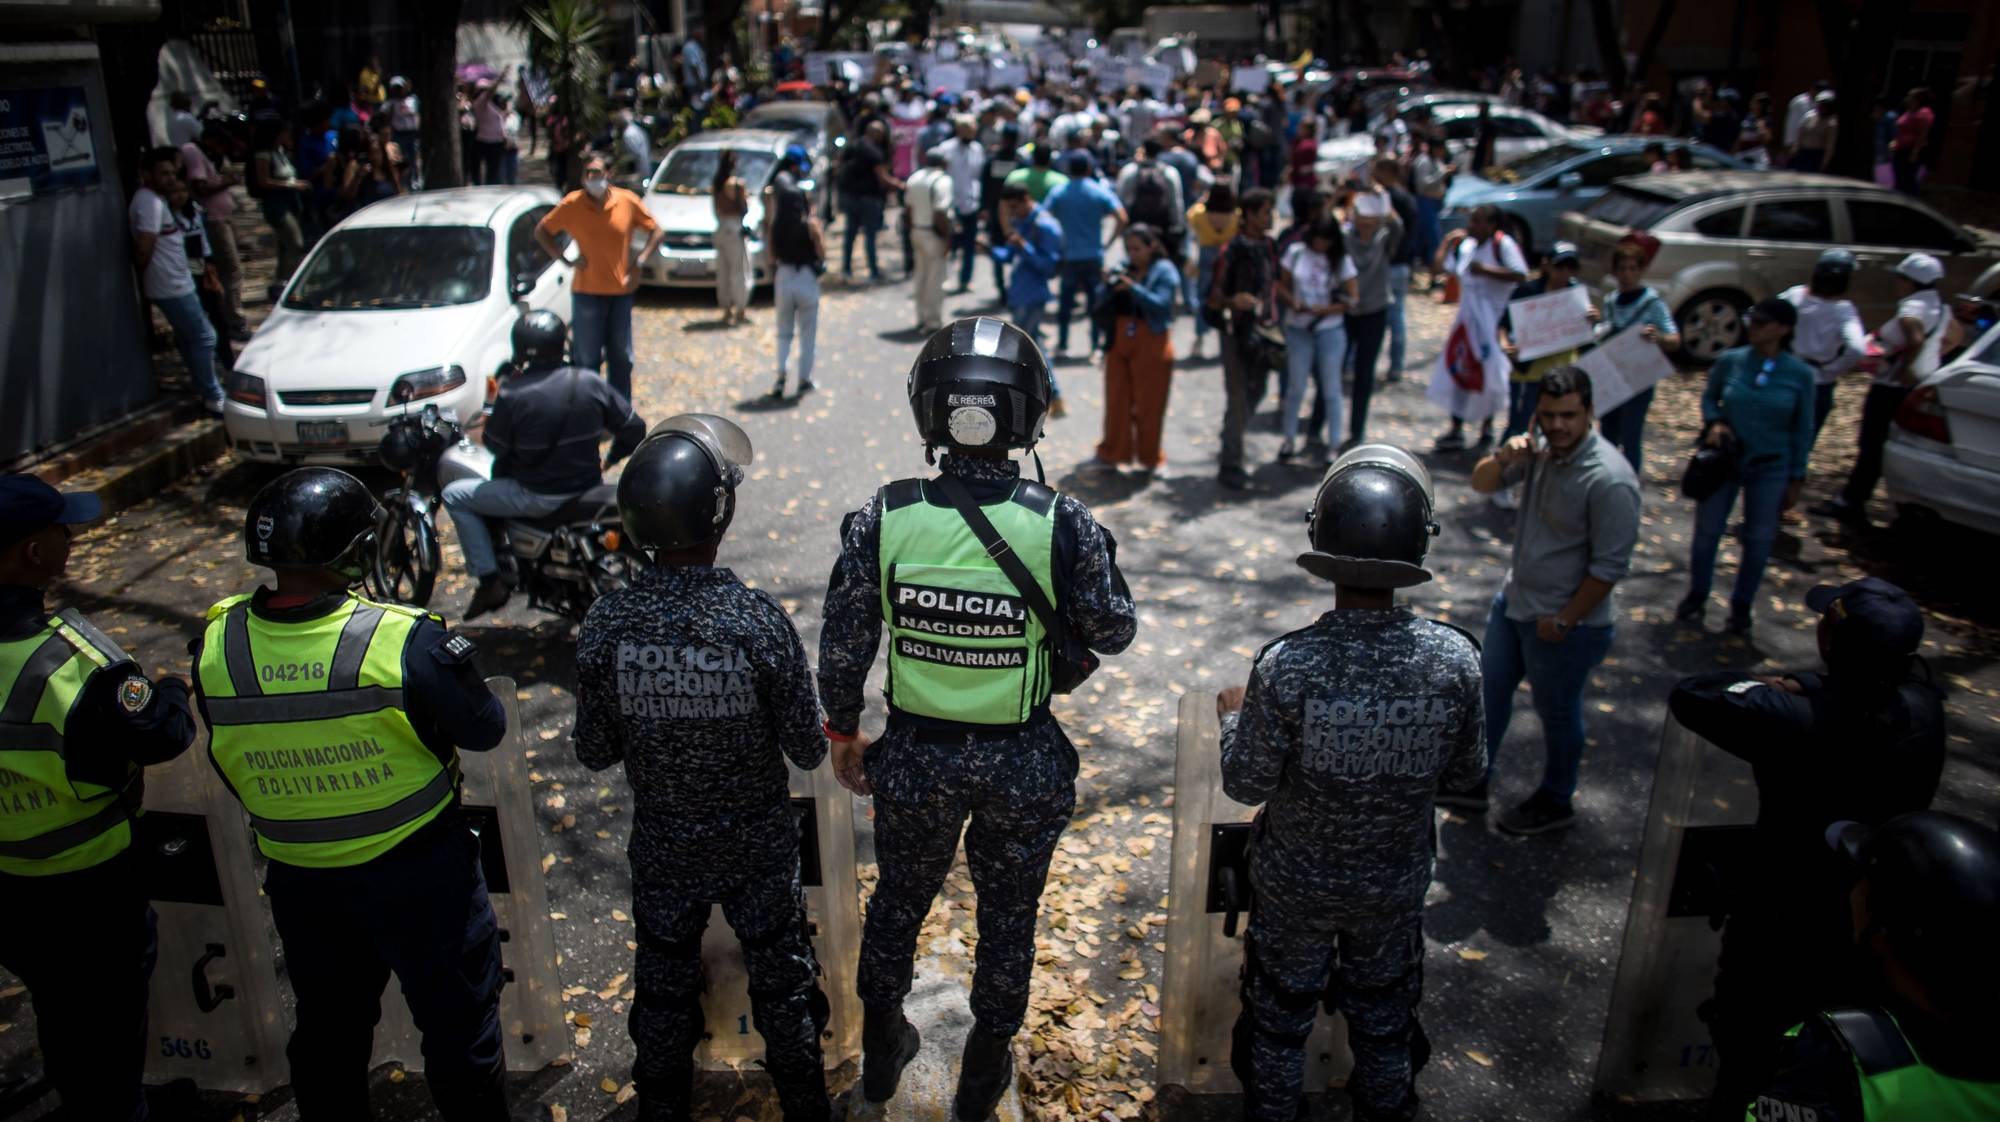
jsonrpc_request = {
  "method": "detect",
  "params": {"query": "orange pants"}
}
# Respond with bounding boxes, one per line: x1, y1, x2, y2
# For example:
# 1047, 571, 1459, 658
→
1097, 316, 1175, 468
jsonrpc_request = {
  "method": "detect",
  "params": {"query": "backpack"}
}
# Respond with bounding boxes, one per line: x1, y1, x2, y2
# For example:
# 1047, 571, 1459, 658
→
1130, 164, 1175, 231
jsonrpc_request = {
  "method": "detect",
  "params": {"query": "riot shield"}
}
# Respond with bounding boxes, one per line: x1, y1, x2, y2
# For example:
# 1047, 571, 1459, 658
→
140, 742, 292, 1092
370, 677, 571, 1073
695, 756, 863, 1072
1159, 692, 1352, 1094
1595, 712, 1757, 1101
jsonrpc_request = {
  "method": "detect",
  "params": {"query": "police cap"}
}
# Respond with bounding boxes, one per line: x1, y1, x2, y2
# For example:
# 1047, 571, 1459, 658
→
244, 467, 382, 581
1297, 444, 1439, 588
617, 414, 754, 553
0, 474, 100, 552
907, 317, 1052, 453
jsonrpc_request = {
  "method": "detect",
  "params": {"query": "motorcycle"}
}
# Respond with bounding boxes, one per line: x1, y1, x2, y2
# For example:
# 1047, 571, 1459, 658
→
371, 403, 646, 620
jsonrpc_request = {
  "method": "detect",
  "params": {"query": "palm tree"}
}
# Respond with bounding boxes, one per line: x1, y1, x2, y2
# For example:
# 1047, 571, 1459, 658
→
516, 0, 611, 181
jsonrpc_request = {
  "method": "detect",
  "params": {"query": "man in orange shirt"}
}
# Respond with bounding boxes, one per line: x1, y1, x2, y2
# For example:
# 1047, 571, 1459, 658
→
536, 151, 665, 399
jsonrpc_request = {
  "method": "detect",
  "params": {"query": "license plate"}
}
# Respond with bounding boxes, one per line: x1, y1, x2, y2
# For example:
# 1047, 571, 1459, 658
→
673, 259, 712, 277
296, 421, 349, 446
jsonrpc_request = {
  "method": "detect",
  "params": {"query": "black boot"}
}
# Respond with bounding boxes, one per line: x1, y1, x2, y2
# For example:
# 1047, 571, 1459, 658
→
464, 574, 511, 620
861, 1005, 921, 1104
952, 1027, 1015, 1121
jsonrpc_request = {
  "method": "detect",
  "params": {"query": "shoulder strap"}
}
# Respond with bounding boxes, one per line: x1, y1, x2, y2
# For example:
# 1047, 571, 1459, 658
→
933, 474, 1070, 653
1823, 1007, 1919, 1077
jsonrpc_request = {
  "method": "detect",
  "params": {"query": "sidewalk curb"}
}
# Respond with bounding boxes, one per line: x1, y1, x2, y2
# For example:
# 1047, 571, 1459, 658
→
52, 414, 233, 524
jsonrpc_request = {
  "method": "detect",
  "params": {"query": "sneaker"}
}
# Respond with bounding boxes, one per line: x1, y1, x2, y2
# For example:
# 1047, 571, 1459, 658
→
762, 383, 787, 403
1472, 429, 1494, 452
1276, 438, 1301, 462
201, 396, 227, 417
795, 381, 817, 398
1302, 437, 1330, 461
1081, 456, 1119, 473
1435, 781, 1490, 813
1218, 467, 1261, 493
1433, 430, 1466, 451
1675, 593, 1705, 624
1808, 498, 1865, 524
1496, 792, 1577, 836
463, 576, 511, 621
862, 1007, 921, 1104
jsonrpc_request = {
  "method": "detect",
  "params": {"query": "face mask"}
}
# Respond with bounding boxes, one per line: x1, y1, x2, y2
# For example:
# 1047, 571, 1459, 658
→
584, 177, 608, 198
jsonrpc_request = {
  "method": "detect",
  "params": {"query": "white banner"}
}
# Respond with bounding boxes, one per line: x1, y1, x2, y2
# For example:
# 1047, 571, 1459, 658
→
987, 62, 1029, 90
1579, 327, 1678, 416
927, 61, 970, 94
1231, 65, 1271, 93
804, 51, 873, 86
1507, 285, 1596, 362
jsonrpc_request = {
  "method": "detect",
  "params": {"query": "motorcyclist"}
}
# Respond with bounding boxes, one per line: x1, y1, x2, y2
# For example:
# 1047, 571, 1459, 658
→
442, 309, 646, 619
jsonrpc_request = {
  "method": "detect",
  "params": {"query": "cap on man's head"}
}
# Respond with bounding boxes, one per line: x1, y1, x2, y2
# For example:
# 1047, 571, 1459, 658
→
1547, 240, 1580, 265
785, 143, 810, 165
0, 475, 101, 552
1896, 252, 1945, 285
1806, 576, 1923, 668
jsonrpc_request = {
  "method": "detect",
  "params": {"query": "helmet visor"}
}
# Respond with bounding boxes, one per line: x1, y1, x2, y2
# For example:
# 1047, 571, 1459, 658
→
646, 413, 754, 486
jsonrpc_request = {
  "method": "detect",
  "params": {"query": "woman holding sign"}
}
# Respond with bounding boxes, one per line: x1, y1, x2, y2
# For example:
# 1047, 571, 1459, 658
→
1596, 243, 1681, 476
1678, 299, 1816, 635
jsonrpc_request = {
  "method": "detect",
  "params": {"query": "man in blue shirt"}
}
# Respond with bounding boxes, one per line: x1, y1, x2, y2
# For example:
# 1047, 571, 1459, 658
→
998, 183, 1067, 409
1042, 152, 1127, 360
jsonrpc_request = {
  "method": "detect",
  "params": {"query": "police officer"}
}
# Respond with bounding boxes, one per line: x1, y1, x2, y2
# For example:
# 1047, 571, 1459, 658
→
818, 317, 1136, 1118
1745, 812, 2000, 1120
443, 309, 648, 619
1668, 577, 1945, 1118
190, 467, 511, 1120
572, 416, 835, 1122
1217, 445, 1485, 1122
0, 475, 195, 1120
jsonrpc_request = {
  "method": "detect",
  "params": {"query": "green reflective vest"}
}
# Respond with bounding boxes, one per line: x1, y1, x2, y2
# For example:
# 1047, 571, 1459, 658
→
877, 478, 1057, 726
196, 592, 457, 869
0, 610, 141, 877
1751, 1010, 2000, 1121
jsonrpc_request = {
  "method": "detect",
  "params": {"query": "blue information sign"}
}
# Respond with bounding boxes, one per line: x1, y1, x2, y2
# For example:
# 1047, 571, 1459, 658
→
0, 87, 101, 199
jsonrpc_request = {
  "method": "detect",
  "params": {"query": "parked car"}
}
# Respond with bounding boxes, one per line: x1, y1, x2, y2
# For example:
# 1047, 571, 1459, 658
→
738, 100, 846, 217
1318, 101, 1594, 189
638, 129, 806, 290
1439, 137, 1748, 256
1316, 91, 1491, 182
224, 187, 571, 466
1560, 171, 2000, 363
1882, 320, 2000, 535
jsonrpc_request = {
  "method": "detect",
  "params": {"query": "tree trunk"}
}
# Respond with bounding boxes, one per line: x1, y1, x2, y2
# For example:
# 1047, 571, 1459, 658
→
412, 0, 466, 189
1588, 0, 1628, 91
1817, 0, 1898, 180
1630, 0, 1678, 93
702, 0, 744, 72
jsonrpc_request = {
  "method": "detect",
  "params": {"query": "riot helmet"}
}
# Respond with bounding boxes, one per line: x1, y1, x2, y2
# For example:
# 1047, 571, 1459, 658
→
1811, 248, 1856, 296
618, 414, 755, 553
1297, 444, 1440, 588
244, 467, 382, 582
1830, 812, 2000, 983
906, 317, 1052, 455
511, 309, 568, 370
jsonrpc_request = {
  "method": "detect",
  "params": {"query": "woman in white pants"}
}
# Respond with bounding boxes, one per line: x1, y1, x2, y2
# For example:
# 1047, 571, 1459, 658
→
711, 149, 751, 324
763, 145, 825, 401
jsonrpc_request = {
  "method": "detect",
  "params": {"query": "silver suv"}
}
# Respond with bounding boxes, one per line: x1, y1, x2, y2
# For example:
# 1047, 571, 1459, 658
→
1559, 171, 2000, 363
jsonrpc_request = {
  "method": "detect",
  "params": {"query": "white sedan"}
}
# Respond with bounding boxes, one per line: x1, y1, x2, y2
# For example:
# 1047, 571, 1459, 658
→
1883, 320, 2000, 535
225, 188, 572, 465
638, 129, 798, 290
1316, 102, 1595, 189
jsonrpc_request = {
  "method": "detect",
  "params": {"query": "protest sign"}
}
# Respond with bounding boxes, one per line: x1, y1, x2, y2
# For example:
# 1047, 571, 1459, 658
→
1231, 66, 1271, 94
927, 62, 970, 94
987, 63, 1028, 90
1506, 285, 1595, 361
1578, 327, 1677, 416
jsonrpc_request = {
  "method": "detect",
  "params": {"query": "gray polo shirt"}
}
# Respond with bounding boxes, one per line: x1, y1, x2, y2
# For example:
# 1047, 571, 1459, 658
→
1500, 430, 1641, 626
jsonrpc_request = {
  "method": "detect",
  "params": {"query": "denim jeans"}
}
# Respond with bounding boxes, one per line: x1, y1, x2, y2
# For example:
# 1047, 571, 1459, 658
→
153, 290, 223, 403
1385, 263, 1410, 376
1343, 310, 1387, 444
1281, 323, 1345, 447
1481, 590, 1615, 805
1600, 386, 1653, 477
570, 292, 636, 400
1810, 382, 1837, 445
1502, 379, 1543, 442
1690, 455, 1791, 616
1008, 301, 1059, 397
442, 477, 570, 579
1057, 257, 1105, 353
774, 264, 820, 388
842, 195, 885, 277
1415, 196, 1443, 269
1193, 245, 1220, 339
953, 209, 980, 289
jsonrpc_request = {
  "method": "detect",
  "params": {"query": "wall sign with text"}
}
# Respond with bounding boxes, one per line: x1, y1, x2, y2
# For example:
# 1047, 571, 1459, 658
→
0, 87, 101, 201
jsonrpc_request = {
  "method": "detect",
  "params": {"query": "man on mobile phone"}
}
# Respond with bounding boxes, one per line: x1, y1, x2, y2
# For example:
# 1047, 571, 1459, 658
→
1451, 366, 1639, 835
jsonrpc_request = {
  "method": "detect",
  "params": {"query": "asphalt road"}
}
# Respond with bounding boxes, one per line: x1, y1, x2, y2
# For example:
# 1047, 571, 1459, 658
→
4, 251, 1996, 1122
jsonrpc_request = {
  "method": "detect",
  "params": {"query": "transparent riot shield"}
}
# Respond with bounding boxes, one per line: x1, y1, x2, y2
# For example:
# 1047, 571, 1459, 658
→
141, 743, 292, 1092
695, 757, 863, 1072
1595, 713, 1757, 1101
1159, 692, 1352, 1094
371, 677, 571, 1073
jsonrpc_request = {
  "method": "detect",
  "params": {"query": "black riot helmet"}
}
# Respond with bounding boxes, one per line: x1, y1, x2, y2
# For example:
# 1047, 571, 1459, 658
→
1830, 812, 2000, 973
906, 317, 1053, 455
511, 309, 569, 370
1297, 444, 1440, 588
243, 467, 383, 582
617, 414, 755, 554
1811, 248, 1857, 297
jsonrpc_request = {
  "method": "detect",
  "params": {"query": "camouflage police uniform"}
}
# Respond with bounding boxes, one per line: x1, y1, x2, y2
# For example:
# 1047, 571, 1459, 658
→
574, 564, 832, 1119
818, 453, 1136, 1036
1220, 609, 1485, 1122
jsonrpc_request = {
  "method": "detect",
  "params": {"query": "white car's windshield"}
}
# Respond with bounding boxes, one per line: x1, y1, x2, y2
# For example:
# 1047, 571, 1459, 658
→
650, 148, 779, 195
742, 112, 822, 142
285, 227, 494, 310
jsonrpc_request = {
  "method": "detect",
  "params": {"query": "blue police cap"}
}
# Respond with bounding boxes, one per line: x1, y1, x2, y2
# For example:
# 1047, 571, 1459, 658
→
1806, 576, 1924, 669
0, 474, 101, 551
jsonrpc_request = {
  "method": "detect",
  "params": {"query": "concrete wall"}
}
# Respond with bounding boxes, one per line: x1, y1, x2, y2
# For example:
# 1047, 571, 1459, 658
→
0, 47, 156, 463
